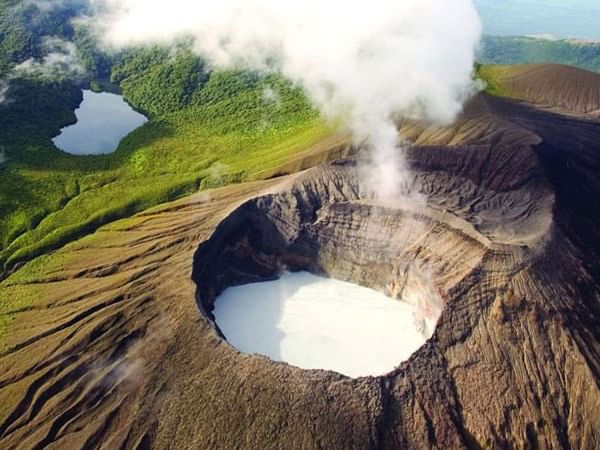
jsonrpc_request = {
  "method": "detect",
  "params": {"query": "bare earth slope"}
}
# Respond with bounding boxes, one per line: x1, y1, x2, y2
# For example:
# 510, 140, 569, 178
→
0, 67, 599, 449
485, 63, 600, 118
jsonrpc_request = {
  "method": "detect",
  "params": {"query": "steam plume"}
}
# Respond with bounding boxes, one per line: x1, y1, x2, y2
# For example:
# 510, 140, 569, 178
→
90, 0, 482, 198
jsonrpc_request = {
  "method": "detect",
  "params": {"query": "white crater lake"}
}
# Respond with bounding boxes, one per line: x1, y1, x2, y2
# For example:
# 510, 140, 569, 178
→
52, 90, 147, 155
213, 272, 430, 378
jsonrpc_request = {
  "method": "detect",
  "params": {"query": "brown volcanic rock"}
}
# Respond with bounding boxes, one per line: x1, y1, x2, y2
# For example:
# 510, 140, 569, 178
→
0, 89, 599, 448
486, 64, 600, 117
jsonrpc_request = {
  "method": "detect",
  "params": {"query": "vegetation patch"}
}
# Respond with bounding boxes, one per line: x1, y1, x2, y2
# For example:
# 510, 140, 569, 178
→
479, 35, 600, 73
0, 45, 333, 277
474, 63, 518, 98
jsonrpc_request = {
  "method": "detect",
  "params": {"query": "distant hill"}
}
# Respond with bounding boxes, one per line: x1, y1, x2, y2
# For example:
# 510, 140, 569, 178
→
479, 35, 600, 73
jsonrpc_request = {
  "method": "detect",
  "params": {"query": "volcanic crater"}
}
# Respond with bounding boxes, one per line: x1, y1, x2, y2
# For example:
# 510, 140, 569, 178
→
1, 65, 599, 449
192, 116, 556, 375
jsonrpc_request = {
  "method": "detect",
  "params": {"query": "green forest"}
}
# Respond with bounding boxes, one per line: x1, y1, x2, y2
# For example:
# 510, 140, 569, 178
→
0, 1, 330, 278
479, 35, 600, 72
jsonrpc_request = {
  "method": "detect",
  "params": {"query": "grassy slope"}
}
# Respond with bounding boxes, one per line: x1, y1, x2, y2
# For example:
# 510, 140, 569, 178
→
0, 72, 335, 350
0, 56, 333, 276
475, 64, 519, 98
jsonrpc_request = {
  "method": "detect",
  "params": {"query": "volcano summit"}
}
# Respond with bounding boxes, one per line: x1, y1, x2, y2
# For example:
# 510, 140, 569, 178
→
0, 63, 599, 449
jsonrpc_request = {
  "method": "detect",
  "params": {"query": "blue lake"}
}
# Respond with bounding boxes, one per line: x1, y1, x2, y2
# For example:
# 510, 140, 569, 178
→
53, 90, 148, 155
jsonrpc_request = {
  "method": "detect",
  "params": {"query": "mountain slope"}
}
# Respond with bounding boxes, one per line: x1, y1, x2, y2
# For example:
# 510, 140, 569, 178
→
478, 63, 600, 117
0, 58, 337, 279
0, 65, 599, 449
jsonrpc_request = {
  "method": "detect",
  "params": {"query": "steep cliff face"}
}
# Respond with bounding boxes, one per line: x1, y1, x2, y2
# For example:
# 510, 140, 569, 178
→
0, 79, 599, 449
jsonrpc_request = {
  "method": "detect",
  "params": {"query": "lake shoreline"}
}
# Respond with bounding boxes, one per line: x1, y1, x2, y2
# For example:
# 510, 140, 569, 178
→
52, 89, 148, 156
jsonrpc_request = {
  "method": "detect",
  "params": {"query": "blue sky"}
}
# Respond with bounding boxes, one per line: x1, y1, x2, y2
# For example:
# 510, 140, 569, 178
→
475, 0, 600, 39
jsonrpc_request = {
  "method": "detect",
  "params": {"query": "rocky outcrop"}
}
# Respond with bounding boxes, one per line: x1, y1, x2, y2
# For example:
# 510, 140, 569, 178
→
0, 86, 599, 448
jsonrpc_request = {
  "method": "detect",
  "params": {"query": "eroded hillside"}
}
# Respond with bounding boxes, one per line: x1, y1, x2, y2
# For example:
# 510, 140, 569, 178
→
0, 66, 599, 449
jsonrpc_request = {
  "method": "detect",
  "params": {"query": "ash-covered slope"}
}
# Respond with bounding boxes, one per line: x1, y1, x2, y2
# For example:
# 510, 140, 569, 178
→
0, 70, 599, 449
484, 63, 600, 117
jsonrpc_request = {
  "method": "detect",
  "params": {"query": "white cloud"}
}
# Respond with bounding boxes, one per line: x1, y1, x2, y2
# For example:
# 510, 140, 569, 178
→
89, 0, 482, 199
0, 79, 8, 105
14, 37, 85, 78
262, 86, 281, 106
